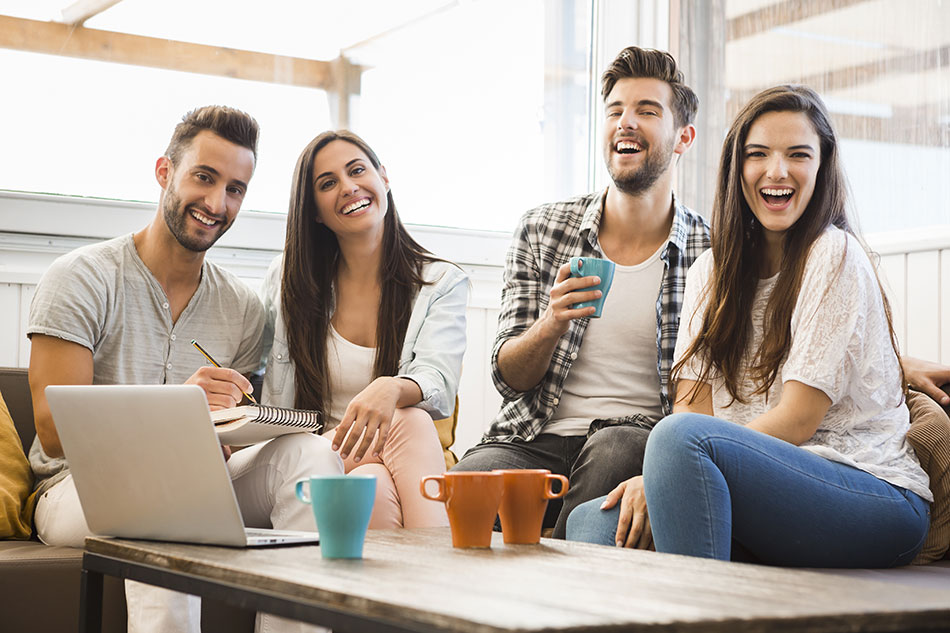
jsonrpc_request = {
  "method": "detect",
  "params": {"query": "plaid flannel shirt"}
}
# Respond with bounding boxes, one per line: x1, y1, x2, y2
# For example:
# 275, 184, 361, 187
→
483, 190, 710, 443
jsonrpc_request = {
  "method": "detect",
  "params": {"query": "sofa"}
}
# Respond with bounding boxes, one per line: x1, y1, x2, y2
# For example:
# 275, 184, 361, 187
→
3, 366, 949, 633
0, 367, 255, 633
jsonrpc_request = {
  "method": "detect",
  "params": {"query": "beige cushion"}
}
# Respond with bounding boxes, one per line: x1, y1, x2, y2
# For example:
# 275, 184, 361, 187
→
0, 392, 37, 539
433, 397, 459, 470
905, 390, 950, 563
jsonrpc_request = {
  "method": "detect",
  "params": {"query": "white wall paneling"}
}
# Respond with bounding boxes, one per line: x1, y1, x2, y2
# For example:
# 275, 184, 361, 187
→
878, 253, 907, 354
17, 284, 35, 368
905, 251, 940, 361
0, 284, 19, 367
7, 191, 950, 453
0, 191, 509, 456
453, 307, 505, 457
941, 250, 950, 365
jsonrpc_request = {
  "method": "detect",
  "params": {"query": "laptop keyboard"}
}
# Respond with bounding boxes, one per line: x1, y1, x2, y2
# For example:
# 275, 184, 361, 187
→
245, 528, 315, 537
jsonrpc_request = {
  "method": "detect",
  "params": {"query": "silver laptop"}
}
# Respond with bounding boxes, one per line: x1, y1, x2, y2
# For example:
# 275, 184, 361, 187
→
46, 384, 319, 547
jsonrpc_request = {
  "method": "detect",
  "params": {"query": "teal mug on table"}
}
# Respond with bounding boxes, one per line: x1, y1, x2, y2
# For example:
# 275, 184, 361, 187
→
295, 474, 376, 559
569, 256, 616, 318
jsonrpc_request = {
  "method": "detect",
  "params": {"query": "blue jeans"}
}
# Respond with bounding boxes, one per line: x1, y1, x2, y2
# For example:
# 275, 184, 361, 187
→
567, 413, 930, 568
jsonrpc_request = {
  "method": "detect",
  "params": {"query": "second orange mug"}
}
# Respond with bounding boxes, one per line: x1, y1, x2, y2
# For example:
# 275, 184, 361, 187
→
420, 472, 504, 548
495, 469, 569, 544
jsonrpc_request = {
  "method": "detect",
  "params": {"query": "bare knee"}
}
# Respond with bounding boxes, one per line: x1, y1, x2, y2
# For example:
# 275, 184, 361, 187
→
389, 407, 440, 442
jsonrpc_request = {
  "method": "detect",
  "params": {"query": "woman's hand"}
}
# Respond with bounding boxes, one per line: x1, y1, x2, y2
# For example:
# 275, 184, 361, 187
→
332, 377, 402, 462
602, 475, 654, 549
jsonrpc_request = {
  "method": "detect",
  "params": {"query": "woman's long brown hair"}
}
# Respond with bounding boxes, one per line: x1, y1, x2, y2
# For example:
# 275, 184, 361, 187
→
282, 130, 441, 416
673, 85, 903, 404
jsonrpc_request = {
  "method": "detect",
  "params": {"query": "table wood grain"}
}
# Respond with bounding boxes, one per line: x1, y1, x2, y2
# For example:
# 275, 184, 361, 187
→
85, 528, 950, 632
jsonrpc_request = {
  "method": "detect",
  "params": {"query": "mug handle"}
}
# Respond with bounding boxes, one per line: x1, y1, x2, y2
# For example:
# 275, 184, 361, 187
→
544, 474, 570, 500
295, 479, 312, 504
570, 257, 584, 277
419, 475, 447, 502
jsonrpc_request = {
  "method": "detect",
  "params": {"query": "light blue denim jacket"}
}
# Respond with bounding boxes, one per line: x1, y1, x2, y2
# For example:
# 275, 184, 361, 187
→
260, 255, 469, 420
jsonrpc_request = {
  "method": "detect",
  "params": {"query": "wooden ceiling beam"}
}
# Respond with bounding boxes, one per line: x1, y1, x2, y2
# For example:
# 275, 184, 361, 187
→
729, 44, 950, 109
727, 0, 871, 41
0, 14, 333, 89
829, 110, 950, 147
722, 96, 950, 147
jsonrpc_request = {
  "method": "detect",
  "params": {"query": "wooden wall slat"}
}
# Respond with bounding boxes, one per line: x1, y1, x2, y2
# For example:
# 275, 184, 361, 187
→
906, 251, 940, 360
18, 285, 35, 368
0, 284, 19, 367
941, 250, 950, 365
879, 254, 907, 353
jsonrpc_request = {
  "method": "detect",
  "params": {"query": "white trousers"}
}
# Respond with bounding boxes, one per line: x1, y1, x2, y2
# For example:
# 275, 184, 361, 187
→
35, 433, 342, 633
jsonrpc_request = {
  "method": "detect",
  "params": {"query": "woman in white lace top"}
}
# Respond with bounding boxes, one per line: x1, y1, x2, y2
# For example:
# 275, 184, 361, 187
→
568, 85, 931, 566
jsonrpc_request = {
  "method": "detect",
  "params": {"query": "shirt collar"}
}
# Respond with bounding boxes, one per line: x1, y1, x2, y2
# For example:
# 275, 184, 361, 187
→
580, 189, 608, 250
666, 192, 693, 256
582, 188, 693, 255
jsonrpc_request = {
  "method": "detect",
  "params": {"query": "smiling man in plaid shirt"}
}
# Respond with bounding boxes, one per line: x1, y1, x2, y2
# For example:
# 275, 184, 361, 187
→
453, 47, 709, 542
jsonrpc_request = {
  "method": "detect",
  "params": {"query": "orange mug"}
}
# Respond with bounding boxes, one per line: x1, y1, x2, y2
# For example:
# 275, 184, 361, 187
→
495, 469, 569, 544
420, 472, 504, 548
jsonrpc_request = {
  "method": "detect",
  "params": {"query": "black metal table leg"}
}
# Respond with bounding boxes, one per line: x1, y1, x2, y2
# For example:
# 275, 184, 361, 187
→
79, 567, 104, 633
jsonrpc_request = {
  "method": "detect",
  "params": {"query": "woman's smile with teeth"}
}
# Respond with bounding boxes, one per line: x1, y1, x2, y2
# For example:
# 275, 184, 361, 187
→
760, 187, 794, 206
341, 198, 371, 215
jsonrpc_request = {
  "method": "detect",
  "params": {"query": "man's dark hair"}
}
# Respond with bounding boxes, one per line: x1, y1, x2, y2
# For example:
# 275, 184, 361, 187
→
165, 105, 259, 165
601, 47, 698, 128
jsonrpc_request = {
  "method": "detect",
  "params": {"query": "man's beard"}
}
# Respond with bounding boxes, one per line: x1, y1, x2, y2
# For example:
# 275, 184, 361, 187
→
607, 137, 675, 195
162, 187, 229, 253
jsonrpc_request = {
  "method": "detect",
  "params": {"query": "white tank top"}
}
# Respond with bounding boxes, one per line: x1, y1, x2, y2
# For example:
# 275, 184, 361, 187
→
544, 245, 665, 436
326, 324, 376, 430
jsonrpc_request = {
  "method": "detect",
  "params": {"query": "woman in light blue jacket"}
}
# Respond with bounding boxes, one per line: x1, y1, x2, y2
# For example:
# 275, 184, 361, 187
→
262, 130, 468, 528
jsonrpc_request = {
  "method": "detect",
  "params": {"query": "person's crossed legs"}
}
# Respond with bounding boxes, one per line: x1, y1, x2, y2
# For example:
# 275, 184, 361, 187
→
552, 425, 649, 538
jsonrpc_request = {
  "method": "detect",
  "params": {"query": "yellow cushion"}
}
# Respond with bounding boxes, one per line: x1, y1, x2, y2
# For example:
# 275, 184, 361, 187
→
433, 397, 459, 470
0, 392, 37, 539
905, 390, 950, 563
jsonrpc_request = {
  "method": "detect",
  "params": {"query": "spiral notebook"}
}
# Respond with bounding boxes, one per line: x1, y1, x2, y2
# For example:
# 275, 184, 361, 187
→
212, 404, 323, 446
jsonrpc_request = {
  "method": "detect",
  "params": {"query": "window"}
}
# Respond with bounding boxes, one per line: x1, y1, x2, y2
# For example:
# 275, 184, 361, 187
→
0, 48, 329, 214
0, 0, 616, 233
674, 0, 950, 235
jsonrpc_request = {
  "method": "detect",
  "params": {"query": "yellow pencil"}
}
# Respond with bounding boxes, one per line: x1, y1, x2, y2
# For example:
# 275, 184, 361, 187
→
190, 339, 258, 404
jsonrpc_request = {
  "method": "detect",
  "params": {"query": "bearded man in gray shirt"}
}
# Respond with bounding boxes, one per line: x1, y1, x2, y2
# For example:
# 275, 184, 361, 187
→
27, 105, 341, 633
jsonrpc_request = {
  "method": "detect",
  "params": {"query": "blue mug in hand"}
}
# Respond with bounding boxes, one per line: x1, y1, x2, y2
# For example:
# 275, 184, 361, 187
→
295, 474, 376, 559
569, 256, 616, 318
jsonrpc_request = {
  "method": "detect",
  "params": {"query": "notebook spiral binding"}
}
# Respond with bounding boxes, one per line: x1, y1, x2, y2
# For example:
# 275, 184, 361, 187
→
256, 405, 323, 431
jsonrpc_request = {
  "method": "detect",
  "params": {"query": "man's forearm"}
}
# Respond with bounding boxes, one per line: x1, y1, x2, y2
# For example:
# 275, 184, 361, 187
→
496, 313, 565, 392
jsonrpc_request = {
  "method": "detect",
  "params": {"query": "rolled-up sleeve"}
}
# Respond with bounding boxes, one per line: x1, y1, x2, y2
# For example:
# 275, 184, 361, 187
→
490, 221, 541, 399
397, 265, 469, 419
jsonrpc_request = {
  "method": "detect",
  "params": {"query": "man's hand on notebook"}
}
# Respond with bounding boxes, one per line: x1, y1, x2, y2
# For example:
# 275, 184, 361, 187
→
186, 366, 254, 410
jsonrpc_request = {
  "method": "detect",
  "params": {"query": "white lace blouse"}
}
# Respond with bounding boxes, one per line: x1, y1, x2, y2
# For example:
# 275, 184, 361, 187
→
675, 227, 932, 501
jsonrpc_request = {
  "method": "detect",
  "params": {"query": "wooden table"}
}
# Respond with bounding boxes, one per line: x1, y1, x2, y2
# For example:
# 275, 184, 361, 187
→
81, 528, 950, 633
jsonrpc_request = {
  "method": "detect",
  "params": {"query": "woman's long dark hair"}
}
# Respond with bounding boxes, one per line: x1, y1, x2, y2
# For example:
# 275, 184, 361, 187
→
673, 85, 902, 404
282, 130, 441, 415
